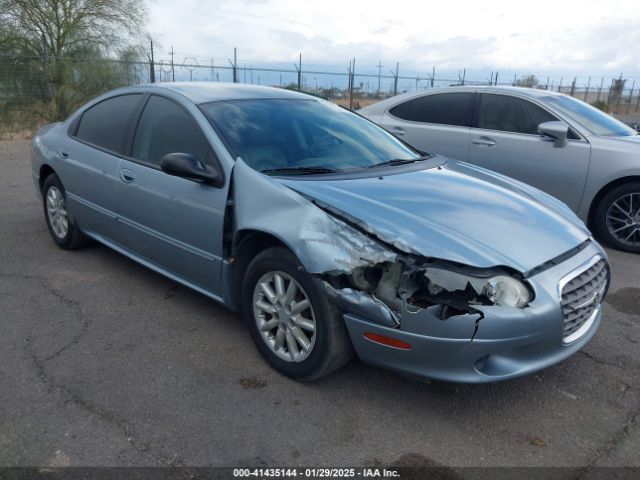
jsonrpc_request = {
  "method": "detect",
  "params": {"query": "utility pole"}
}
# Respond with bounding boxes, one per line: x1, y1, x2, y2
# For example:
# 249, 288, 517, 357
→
348, 58, 356, 110
377, 60, 382, 95
494, 71, 499, 85
584, 76, 591, 101
628, 80, 635, 113
617, 73, 624, 112
570, 77, 576, 97
228, 48, 238, 83
393, 62, 399, 96
148, 40, 156, 83
431, 66, 435, 87
596, 77, 604, 103
170, 46, 175, 81
298, 53, 302, 91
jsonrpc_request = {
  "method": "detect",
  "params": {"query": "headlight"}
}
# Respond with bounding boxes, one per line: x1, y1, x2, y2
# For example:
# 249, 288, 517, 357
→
424, 268, 532, 308
481, 275, 532, 308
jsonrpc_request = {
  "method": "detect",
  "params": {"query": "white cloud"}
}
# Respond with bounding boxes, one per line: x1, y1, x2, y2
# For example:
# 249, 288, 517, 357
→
148, 0, 640, 77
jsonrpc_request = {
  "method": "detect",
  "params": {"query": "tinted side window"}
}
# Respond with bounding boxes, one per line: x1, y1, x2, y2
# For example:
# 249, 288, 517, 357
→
389, 93, 472, 127
477, 94, 557, 134
132, 96, 209, 166
75, 94, 142, 153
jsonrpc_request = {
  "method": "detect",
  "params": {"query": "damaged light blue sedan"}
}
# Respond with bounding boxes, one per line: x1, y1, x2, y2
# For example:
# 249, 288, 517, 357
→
31, 83, 610, 383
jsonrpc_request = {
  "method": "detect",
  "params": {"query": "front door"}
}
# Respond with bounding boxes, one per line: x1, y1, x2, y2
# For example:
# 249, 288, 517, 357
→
467, 93, 591, 211
114, 95, 228, 295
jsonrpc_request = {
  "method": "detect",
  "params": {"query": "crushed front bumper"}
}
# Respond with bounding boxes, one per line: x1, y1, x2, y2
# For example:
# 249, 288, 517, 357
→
343, 241, 607, 383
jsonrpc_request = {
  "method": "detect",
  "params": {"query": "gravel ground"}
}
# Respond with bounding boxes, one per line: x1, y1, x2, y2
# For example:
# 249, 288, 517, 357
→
1, 140, 639, 476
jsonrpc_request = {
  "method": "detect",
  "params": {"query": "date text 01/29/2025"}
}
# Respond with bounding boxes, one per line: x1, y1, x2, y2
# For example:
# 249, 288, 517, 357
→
232, 468, 400, 478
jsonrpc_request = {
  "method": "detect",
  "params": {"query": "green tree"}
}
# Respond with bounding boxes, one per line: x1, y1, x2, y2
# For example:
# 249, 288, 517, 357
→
608, 77, 626, 111
0, 0, 148, 124
0, 0, 146, 58
515, 75, 539, 88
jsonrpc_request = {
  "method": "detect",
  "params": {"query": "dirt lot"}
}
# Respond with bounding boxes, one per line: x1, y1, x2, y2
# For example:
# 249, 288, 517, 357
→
1, 140, 639, 475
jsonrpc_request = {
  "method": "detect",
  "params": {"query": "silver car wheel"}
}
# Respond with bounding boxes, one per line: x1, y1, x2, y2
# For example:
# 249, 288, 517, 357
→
606, 193, 640, 248
252, 271, 317, 363
46, 186, 69, 239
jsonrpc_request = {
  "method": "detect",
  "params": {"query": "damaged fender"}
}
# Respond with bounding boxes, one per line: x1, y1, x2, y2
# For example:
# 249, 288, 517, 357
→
230, 159, 397, 274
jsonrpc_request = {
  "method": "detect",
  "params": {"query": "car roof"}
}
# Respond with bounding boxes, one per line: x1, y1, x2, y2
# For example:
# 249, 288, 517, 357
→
473, 85, 564, 98
133, 82, 315, 104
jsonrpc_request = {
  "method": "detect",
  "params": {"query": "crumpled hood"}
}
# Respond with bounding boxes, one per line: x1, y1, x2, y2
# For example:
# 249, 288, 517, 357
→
281, 159, 591, 273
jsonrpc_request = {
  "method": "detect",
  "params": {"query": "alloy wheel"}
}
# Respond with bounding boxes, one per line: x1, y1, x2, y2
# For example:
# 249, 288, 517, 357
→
252, 271, 317, 363
606, 193, 640, 248
46, 186, 69, 239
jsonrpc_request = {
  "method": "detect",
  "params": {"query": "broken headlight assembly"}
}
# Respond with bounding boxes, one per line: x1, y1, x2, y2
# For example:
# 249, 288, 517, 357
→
423, 267, 533, 309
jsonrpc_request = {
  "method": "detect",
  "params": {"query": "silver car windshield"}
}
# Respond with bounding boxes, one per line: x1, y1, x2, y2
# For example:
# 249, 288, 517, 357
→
201, 98, 420, 174
543, 95, 637, 137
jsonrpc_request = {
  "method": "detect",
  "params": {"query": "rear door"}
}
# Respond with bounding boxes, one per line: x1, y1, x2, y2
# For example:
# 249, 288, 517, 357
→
467, 93, 591, 211
114, 94, 229, 295
377, 91, 474, 160
65, 93, 144, 238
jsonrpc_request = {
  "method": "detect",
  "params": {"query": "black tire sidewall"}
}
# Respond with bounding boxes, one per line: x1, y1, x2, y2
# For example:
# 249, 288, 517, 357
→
42, 174, 75, 249
594, 182, 640, 253
241, 247, 337, 380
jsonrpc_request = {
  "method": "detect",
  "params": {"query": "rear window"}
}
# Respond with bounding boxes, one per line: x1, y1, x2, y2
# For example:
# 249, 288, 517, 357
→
389, 93, 472, 127
75, 94, 142, 153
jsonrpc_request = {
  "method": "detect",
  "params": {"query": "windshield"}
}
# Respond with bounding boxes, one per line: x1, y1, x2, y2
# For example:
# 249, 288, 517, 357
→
201, 98, 420, 174
543, 95, 636, 137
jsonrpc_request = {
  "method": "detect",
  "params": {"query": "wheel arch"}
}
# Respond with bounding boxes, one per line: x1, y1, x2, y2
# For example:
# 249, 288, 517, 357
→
39, 164, 56, 193
588, 175, 640, 228
227, 229, 297, 310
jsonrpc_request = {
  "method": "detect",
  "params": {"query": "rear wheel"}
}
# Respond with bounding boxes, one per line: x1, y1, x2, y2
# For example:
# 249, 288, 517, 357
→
594, 182, 640, 253
42, 174, 89, 250
241, 247, 353, 380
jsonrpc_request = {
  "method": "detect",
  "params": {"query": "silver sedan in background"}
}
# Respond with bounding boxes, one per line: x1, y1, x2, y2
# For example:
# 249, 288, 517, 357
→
360, 86, 640, 253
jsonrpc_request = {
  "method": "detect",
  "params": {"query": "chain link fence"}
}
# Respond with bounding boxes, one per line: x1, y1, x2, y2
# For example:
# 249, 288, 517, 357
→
2, 50, 639, 138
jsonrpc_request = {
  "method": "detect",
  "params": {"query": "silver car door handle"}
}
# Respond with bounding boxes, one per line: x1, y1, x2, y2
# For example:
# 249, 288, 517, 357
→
471, 137, 496, 147
391, 127, 406, 137
59, 149, 69, 159
119, 169, 136, 183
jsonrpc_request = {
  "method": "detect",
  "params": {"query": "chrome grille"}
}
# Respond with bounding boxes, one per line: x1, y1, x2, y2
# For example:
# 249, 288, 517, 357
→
560, 257, 608, 343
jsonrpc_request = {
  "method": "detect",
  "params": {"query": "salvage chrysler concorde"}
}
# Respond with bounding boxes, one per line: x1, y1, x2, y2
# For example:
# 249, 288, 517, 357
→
31, 83, 610, 382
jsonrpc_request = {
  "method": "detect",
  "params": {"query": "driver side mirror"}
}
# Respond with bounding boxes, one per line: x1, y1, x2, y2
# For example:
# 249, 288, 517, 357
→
160, 152, 222, 185
538, 121, 569, 147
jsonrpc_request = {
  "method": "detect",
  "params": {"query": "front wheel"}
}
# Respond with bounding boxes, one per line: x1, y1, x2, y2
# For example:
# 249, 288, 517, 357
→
594, 182, 640, 253
241, 247, 353, 380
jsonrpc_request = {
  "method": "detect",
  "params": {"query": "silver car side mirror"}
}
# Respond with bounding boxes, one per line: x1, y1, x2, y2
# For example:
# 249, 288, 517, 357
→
538, 121, 569, 147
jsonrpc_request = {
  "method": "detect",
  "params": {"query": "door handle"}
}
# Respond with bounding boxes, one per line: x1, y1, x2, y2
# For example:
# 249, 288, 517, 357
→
119, 169, 136, 183
471, 137, 496, 147
59, 149, 69, 159
391, 127, 406, 137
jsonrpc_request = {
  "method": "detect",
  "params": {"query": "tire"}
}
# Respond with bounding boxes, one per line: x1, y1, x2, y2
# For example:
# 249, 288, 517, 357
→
241, 247, 353, 380
593, 182, 640, 253
42, 174, 90, 250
